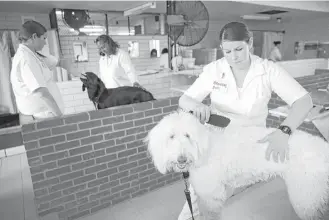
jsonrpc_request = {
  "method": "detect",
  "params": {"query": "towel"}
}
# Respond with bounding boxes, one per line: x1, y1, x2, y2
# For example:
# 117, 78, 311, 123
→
308, 106, 329, 141
0, 31, 17, 113
312, 115, 329, 142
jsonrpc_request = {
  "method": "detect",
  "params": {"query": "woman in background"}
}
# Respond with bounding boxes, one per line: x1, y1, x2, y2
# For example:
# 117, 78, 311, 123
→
159, 48, 169, 69
150, 49, 158, 58
95, 34, 142, 89
11, 20, 74, 123
268, 41, 282, 62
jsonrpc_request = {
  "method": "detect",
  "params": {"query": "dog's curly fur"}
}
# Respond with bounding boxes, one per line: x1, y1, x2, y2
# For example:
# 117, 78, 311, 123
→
80, 72, 155, 109
144, 110, 329, 220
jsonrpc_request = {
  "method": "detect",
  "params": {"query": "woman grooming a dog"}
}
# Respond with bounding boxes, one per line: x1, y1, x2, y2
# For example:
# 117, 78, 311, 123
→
95, 35, 143, 89
11, 20, 76, 123
178, 21, 313, 220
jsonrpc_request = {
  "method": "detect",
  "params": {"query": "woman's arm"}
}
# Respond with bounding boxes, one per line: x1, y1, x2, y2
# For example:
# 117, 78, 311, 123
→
119, 50, 139, 86
267, 61, 313, 132
57, 58, 82, 77
179, 94, 204, 112
33, 87, 63, 117
22, 61, 63, 117
280, 93, 313, 132
178, 63, 216, 122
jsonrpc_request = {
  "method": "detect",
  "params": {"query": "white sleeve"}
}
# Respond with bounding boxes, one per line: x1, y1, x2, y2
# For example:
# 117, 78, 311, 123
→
183, 63, 215, 102
118, 50, 139, 84
21, 60, 47, 92
266, 61, 308, 106
276, 49, 282, 61
43, 54, 59, 70
99, 58, 104, 75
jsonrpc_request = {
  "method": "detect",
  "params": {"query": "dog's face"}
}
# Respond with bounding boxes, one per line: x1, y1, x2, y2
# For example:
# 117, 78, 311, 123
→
144, 111, 209, 174
80, 72, 106, 101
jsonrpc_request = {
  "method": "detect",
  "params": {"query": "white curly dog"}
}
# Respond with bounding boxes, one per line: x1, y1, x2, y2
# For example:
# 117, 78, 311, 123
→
144, 110, 329, 220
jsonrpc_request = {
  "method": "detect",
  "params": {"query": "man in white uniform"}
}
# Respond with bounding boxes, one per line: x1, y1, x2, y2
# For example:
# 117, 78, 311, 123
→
95, 35, 142, 89
178, 21, 313, 220
268, 41, 282, 62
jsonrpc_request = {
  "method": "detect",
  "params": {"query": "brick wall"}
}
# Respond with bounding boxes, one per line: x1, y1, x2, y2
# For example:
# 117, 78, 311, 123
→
21, 98, 181, 220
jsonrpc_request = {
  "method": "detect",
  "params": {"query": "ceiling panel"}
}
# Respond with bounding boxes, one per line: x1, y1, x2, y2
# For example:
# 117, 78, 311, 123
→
0, 0, 328, 23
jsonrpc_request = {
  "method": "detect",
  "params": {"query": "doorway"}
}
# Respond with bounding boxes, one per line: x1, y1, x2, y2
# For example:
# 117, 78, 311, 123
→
252, 31, 263, 57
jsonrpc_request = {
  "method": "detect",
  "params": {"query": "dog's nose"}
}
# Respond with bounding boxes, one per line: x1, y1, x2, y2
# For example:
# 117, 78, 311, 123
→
177, 155, 187, 164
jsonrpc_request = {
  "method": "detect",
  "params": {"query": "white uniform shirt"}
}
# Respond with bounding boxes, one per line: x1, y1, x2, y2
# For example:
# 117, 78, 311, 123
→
184, 54, 308, 127
268, 47, 282, 62
99, 48, 139, 88
160, 53, 169, 69
10, 44, 65, 118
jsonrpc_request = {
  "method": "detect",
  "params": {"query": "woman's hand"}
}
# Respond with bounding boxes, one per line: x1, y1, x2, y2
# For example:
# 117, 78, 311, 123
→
192, 103, 211, 124
59, 58, 81, 77
258, 129, 290, 163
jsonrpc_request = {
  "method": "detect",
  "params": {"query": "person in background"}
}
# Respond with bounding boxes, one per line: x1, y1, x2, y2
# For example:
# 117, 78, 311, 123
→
150, 49, 158, 58
177, 21, 313, 220
10, 20, 76, 123
268, 41, 282, 62
95, 35, 142, 89
159, 48, 169, 69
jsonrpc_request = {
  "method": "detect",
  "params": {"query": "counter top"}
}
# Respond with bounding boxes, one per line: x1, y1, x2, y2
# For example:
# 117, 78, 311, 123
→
137, 68, 202, 77
269, 105, 329, 122
170, 85, 190, 93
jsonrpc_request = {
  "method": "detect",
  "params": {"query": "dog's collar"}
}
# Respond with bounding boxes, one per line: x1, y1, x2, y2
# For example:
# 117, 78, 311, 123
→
91, 90, 104, 110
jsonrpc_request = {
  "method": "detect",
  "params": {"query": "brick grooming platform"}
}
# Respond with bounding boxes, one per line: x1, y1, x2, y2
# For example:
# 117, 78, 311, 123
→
21, 72, 329, 220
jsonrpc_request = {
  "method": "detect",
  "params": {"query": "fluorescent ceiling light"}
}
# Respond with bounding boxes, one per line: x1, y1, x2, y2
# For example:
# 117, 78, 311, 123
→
88, 33, 102, 36
124, 2, 156, 17
79, 28, 104, 32
241, 15, 271, 20
79, 26, 105, 32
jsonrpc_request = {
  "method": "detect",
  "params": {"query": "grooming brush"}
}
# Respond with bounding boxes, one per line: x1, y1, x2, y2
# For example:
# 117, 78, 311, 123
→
188, 111, 231, 128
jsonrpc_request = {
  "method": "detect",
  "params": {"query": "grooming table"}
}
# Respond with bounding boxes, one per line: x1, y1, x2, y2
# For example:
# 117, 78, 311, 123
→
220, 178, 301, 220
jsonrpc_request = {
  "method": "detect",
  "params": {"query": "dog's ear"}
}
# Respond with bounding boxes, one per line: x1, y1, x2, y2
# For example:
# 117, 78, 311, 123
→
80, 77, 87, 92
143, 122, 169, 174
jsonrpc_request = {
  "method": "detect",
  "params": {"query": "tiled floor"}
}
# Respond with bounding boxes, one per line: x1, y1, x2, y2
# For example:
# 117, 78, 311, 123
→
0, 152, 187, 220
0, 151, 38, 220
2, 151, 323, 220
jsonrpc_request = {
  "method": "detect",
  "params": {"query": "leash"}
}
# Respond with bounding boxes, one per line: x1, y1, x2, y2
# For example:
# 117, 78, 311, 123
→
183, 171, 195, 220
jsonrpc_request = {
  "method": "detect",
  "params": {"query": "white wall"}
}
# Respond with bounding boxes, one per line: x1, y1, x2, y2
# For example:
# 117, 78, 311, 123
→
60, 35, 168, 78
0, 12, 50, 29
278, 58, 328, 78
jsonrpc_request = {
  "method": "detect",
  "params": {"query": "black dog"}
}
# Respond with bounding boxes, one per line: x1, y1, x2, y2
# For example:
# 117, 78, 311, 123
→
80, 72, 155, 109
